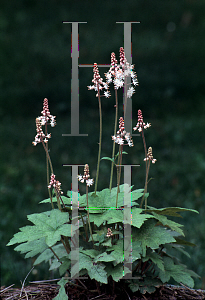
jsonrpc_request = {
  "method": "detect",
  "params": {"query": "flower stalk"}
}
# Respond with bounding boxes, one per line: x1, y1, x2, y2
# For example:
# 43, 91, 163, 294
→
78, 164, 96, 248
95, 88, 102, 194
88, 63, 110, 194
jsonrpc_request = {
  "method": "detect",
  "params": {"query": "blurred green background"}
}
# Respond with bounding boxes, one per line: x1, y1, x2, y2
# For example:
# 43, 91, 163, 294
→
1, 0, 205, 289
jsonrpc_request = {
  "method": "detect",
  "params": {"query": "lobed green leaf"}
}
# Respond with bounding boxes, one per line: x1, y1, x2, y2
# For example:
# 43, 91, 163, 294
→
132, 219, 176, 257
146, 207, 199, 218
159, 256, 195, 288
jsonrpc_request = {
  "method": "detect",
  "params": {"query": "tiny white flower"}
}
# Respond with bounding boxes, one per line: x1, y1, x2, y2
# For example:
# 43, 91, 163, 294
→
114, 78, 124, 89
128, 141, 133, 147
132, 78, 139, 86
124, 69, 130, 77
104, 83, 109, 90
105, 72, 112, 83
104, 91, 110, 98
144, 123, 151, 129
77, 175, 84, 183
118, 138, 124, 145
127, 87, 135, 98
86, 178, 94, 187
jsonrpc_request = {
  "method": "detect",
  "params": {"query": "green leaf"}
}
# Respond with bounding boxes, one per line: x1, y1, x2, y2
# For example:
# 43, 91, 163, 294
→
71, 252, 108, 284
101, 238, 112, 247
7, 210, 76, 248
174, 237, 196, 247
107, 236, 136, 267
88, 263, 108, 284
14, 237, 48, 258
100, 157, 115, 164
142, 250, 164, 271
132, 219, 176, 257
131, 189, 144, 203
7, 226, 47, 245
131, 241, 142, 262
39, 196, 71, 205
115, 151, 128, 159
66, 185, 141, 214
151, 212, 184, 236
127, 281, 140, 293
79, 249, 101, 259
140, 278, 163, 294
186, 269, 201, 280
94, 252, 115, 263
59, 257, 71, 276
53, 278, 68, 300
165, 243, 191, 259
127, 277, 162, 294
146, 207, 199, 218
49, 258, 61, 271
34, 243, 68, 266
106, 239, 124, 265
131, 208, 154, 228
159, 256, 195, 288
27, 209, 69, 229
71, 252, 93, 277
106, 263, 131, 282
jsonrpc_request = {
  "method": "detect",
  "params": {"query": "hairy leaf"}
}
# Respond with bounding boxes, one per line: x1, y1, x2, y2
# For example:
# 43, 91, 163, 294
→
39, 196, 71, 205
174, 237, 197, 247
34, 243, 68, 265
131, 208, 154, 228
142, 250, 164, 271
7, 210, 75, 248
14, 237, 48, 258
53, 278, 68, 300
151, 212, 184, 236
132, 219, 176, 256
94, 252, 115, 263
159, 256, 195, 288
88, 263, 108, 284
146, 207, 199, 218
106, 263, 131, 282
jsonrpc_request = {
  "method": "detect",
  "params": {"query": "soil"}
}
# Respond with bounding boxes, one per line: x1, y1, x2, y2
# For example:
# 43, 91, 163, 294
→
1, 278, 205, 300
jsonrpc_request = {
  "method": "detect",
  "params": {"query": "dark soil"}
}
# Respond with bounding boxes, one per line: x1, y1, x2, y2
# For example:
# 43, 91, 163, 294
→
1, 278, 205, 300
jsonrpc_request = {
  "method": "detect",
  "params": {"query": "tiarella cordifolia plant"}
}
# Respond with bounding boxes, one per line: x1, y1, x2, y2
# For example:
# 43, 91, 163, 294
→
7, 48, 200, 299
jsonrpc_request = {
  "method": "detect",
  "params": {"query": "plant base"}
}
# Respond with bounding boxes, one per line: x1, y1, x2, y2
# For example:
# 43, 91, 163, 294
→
1, 279, 205, 300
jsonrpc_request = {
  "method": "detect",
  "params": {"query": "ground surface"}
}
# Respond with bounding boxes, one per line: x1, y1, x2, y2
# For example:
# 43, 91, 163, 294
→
1, 278, 205, 300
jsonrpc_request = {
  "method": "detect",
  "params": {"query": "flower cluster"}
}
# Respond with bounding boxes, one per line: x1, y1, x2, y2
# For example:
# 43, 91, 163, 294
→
87, 63, 110, 98
32, 117, 51, 145
32, 98, 56, 146
144, 147, 157, 164
105, 52, 122, 89
105, 47, 139, 97
39, 98, 56, 127
77, 164, 94, 187
112, 117, 134, 147
48, 173, 63, 194
106, 228, 113, 238
133, 109, 151, 132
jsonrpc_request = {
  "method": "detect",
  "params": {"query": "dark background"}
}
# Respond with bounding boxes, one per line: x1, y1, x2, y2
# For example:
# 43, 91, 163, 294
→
1, 0, 205, 289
